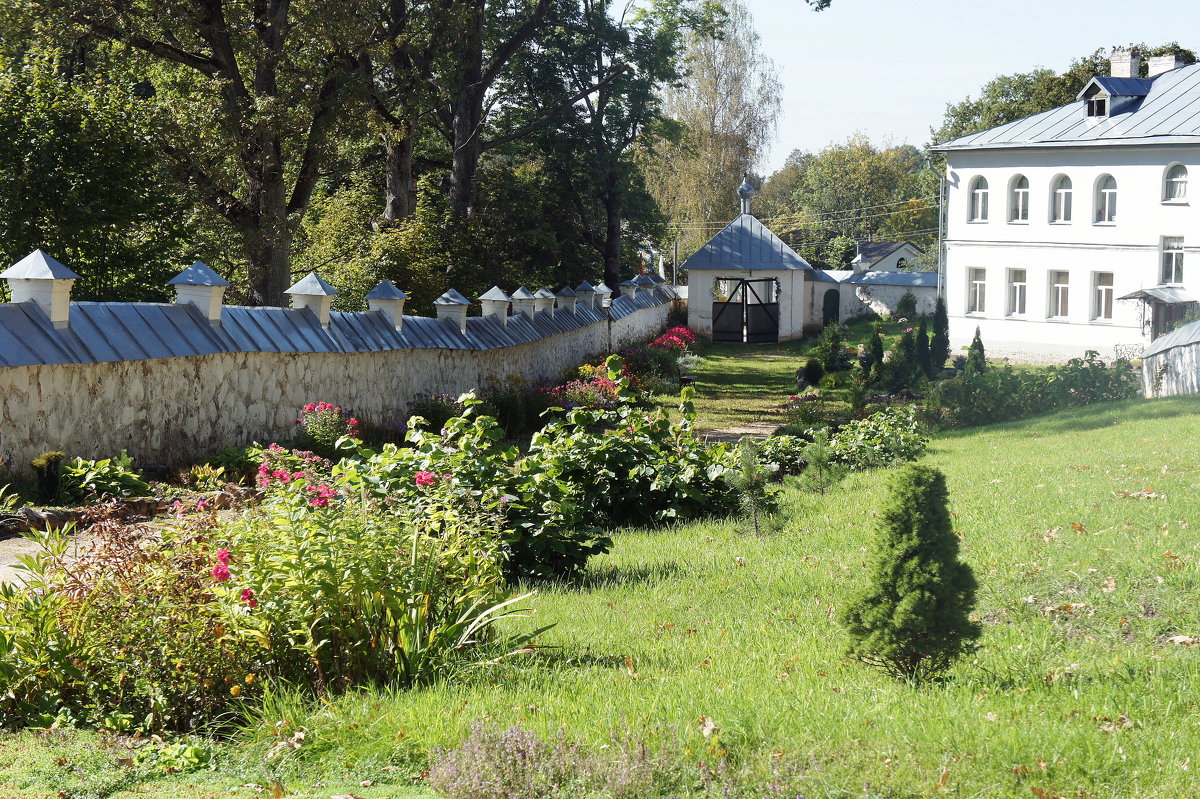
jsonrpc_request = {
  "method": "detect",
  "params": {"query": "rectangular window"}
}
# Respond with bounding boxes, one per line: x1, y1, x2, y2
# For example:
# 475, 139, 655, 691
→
1052, 186, 1072, 222
1087, 98, 1107, 117
1161, 236, 1184, 284
1093, 273, 1114, 320
1007, 269, 1027, 316
1049, 271, 1070, 318
967, 268, 986, 314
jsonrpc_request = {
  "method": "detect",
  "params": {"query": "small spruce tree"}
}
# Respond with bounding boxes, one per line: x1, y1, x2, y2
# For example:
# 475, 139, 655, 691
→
801, 358, 825, 387
867, 327, 886, 385
915, 317, 932, 379
885, 331, 916, 393
841, 464, 980, 682
964, 326, 987, 375
930, 296, 950, 372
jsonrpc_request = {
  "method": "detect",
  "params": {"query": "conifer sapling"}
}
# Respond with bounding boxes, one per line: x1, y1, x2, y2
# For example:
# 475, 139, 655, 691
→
840, 464, 980, 681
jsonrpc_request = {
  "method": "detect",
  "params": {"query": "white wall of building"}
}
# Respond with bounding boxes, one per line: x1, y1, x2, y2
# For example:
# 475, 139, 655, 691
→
943, 144, 1200, 357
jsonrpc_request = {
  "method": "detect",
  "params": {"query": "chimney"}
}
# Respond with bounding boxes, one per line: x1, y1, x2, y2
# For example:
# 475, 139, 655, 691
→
285, 272, 339, 328
366, 280, 408, 332
575, 280, 598, 309
168, 261, 229, 325
555, 286, 578, 315
434, 288, 471, 333
533, 286, 556, 316
1148, 54, 1184, 77
478, 286, 512, 325
510, 285, 536, 317
1, 249, 81, 329
1110, 49, 1141, 79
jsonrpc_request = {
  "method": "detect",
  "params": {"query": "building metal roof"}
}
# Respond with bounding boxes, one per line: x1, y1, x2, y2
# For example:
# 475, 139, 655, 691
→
808, 269, 842, 283
1142, 318, 1200, 358
1077, 76, 1154, 99
1, 249, 81, 281
682, 214, 813, 272
0, 286, 660, 368
1118, 286, 1196, 304
852, 240, 922, 267
933, 63, 1200, 152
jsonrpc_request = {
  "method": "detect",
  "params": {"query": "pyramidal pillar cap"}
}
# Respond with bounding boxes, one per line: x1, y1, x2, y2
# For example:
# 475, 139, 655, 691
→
510, 285, 537, 317
479, 286, 513, 325
434, 288, 471, 333
285, 271, 339, 328
366, 280, 408, 331
1, 249, 81, 329
533, 286, 556, 316
168, 261, 229, 324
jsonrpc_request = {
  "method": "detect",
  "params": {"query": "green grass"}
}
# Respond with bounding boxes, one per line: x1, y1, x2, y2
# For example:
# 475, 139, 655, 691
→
6, 359, 1199, 797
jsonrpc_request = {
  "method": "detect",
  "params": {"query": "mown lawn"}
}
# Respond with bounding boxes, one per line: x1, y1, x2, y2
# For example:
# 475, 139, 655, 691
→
4, 388, 1198, 798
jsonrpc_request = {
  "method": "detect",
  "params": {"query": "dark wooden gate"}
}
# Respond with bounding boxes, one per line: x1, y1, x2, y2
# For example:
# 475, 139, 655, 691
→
822, 288, 840, 325
711, 278, 780, 343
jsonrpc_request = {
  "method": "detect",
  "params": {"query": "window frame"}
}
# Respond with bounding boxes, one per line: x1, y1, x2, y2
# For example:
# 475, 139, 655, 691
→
1006, 269, 1027, 317
1092, 272, 1114, 321
1086, 97, 1108, 117
968, 176, 989, 222
1094, 174, 1117, 224
1050, 175, 1073, 223
1049, 271, 1070, 319
1009, 175, 1030, 222
1161, 236, 1185, 285
1163, 163, 1188, 203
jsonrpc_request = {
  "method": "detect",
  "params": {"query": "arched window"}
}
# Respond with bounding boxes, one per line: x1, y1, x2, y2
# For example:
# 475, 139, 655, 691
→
1095, 175, 1117, 223
1009, 175, 1030, 221
1164, 164, 1188, 201
969, 176, 989, 221
1050, 175, 1072, 222
895, 257, 908, 270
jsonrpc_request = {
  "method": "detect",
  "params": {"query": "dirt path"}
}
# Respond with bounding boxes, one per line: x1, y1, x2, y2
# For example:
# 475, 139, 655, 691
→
700, 419, 778, 444
0, 530, 98, 586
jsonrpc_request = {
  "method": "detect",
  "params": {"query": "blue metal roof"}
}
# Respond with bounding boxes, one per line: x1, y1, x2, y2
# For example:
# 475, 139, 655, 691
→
286, 272, 338, 296
1143, 318, 1200, 358
168, 261, 230, 287
934, 63, 1200, 151
1077, 76, 1154, 100
365, 280, 407, 300
0, 289, 656, 367
682, 214, 812, 272
846, 271, 938, 287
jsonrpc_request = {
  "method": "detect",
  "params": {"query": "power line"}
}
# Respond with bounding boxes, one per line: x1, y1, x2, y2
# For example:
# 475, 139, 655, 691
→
663, 195, 938, 228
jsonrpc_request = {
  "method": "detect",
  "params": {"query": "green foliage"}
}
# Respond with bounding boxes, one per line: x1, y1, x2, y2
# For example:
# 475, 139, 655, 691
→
964, 327, 987, 375
756, 435, 808, 476
864, 326, 886, 384
893, 289, 918, 321
295, 401, 359, 459
841, 464, 980, 681
883, 330, 917, 393
821, 235, 857, 269
408, 392, 468, 434
29, 450, 65, 504
930, 296, 950, 372
729, 438, 779, 535
924, 351, 1139, 429
830, 406, 927, 471
59, 452, 151, 504
812, 324, 853, 373
795, 427, 845, 494
801, 358, 825, 386
915, 317, 933, 378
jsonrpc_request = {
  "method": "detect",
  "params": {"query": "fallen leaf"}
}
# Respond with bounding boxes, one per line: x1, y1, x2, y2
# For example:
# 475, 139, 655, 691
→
272, 781, 286, 798
698, 715, 718, 738
1165, 635, 1197, 646
1101, 577, 1117, 593
1071, 522, 1086, 533
625, 656, 638, 678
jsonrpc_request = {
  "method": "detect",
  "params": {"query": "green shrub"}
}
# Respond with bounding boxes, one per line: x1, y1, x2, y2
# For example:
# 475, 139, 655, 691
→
295, 401, 360, 458
408, 393, 466, 433
883, 330, 918, 393
893, 289, 918, 320
757, 435, 808, 476
30, 451, 65, 504
964, 326, 986, 375
930, 296, 950, 371
831, 406, 927, 470
205, 445, 260, 484
729, 438, 780, 535
59, 452, 151, 504
841, 464, 980, 681
796, 428, 845, 494
812, 324, 853, 373
801, 358, 824, 386
915, 317, 933, 378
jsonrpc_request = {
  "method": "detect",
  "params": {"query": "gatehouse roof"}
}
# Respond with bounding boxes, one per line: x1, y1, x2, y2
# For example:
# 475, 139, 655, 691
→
682, 214, 812, 272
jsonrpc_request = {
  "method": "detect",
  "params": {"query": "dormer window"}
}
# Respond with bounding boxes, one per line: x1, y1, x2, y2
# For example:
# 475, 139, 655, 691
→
1087, 97, 1108, 117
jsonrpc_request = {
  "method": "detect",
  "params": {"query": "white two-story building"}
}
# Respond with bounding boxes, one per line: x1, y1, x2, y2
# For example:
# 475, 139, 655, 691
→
933, 52, 1200, 359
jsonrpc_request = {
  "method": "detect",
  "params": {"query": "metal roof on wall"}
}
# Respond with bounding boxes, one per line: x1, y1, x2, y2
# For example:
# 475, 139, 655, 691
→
933, 63, 1200, 152
846, 271, 939, 287
681, 214, 812, 272
1142, 318, 1200, 358
0, 292, 664, 368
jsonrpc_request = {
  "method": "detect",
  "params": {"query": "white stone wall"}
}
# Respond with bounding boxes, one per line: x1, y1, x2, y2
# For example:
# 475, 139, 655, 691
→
848, 283, 938, 319
0, 302, 668, 474
1142, 344, 1200, 397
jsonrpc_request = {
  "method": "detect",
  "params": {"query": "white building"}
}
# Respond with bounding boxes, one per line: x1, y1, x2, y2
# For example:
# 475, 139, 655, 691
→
933, 52, 1200, 360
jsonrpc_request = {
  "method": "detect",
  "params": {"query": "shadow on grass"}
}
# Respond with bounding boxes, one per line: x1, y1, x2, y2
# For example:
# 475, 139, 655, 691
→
935, 397, 1200, 440
576, 561, 681, 590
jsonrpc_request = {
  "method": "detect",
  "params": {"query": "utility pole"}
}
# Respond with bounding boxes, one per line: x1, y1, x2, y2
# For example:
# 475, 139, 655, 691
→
672, 239, 679, 286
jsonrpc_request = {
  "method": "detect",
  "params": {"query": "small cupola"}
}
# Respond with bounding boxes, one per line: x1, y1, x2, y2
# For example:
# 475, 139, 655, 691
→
1, 249, 81, 329
434, 288, 471, 333
366, 280, 408, 331
737, 174, 756, 215
533, 286, 556, 316
168, 261, 229, 325
285, 272, 339, 328
510, 285, 536, 317
593, 281, 613, 308
575, 280, 598, 309
478, 286, 512, 324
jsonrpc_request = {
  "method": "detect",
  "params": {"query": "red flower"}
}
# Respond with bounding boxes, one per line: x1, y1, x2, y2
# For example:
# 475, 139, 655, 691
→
241, 588, 258, 609
212, 563, 231, 581
414, 470, 437, 487
216, 548, 231, 565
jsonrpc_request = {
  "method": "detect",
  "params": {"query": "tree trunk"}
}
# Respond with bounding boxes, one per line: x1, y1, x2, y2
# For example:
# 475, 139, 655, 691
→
602, 186, 623, 291
382, 128, 418, 222
446, 0, 485, 217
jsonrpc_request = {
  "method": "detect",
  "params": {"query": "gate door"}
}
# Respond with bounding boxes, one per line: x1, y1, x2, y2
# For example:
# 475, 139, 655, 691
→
711, 278, 780, 343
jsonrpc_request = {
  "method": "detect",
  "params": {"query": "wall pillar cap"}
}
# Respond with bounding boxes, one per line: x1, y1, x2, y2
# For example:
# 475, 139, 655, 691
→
365, 280, 408, 301
478, 286, 512, 302
1, 249, 81, 281
434, 288, 471, 306
168, 261, 230, 287
286, 272, 339, 298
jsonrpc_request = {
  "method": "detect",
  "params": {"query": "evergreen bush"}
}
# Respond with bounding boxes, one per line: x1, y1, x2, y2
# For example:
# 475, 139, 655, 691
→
894, 289, 918, 320
964, 327, 987, 375
930, 296, 950, 371
915, 317, 932, 378
801, 358, 825, 387
840, 464, 980, 681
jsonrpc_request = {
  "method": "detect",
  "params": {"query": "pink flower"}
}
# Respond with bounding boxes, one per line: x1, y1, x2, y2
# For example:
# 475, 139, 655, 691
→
258, 477, 270, 487
217, 548, 231, 565
292, 471, 305, 480
303, 403, 317, 413
310, 496, 329, 508
212, 563, 231, 581
241, 588, 258, 609
414, 470, 437, 487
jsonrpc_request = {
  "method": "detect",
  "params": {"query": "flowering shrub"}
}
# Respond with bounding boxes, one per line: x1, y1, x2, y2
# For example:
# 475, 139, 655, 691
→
830, 406, 927, 470
295, 401, 358, 458
540, 372, 622, 411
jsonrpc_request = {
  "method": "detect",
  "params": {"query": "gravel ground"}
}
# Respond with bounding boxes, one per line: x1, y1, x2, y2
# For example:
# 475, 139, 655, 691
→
0, 529, 97, 586
950, 338, 1133, 366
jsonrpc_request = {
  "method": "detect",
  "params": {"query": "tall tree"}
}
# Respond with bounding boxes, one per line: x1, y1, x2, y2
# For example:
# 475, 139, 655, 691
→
24, 0, 374, 305
641, 0, 782, 256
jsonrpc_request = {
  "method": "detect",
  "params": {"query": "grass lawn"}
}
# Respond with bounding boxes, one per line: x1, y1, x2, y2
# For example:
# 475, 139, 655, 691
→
4, 353, 1197, 798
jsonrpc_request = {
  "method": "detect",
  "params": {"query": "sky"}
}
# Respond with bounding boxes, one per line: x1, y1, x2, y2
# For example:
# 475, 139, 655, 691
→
746, 0, 1200, 174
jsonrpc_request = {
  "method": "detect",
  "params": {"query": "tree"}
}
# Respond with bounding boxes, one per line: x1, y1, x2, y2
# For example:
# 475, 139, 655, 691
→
930, 296, 950, 371
841, 464, 980, 682
821, 235, 856, 270
915, 317, 932, 379
642, 0, 782, 256
964, 326, 986, 374
932, 43, 1197, 144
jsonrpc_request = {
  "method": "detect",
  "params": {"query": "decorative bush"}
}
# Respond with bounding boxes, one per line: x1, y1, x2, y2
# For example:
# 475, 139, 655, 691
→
964, 326, 986, 375
800, 358, 824, 386
930, 296, 950, 371
541, 371, 623, 411
841, 464, 980, 681
756, 435, 808, 476
59, 452, 152, 504
30, 451, 65, 504
893, 289, 918, 320
830, 406, 927, 470
408, 393, 466, 433
811, 324, 853, 373
295, 401, 359, 457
